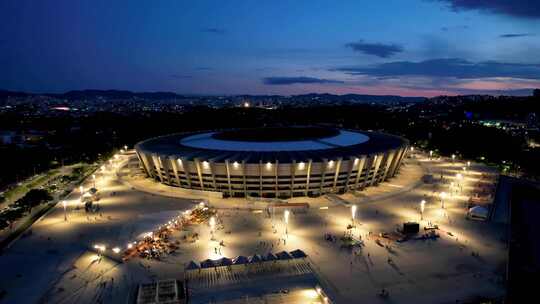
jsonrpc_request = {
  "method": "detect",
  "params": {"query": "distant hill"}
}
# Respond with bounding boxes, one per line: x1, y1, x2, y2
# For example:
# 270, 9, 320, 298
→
290, 93, 427, 103
2, 89, 536, 104
46, 89, 185, 100
0, 89, 427, 103
0, 90, 32, 98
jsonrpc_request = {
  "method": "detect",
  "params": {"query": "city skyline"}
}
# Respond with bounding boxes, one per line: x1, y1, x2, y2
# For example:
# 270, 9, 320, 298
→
1, 0, 539, 97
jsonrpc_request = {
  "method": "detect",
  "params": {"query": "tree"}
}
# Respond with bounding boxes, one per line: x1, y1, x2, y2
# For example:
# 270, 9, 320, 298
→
15, 189, 52, 209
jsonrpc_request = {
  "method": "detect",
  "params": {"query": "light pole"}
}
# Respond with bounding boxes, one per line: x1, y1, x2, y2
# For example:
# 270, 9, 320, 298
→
429, 150, 433, 160
62, 200, 67, 221
271, 206, 275, 231
209, 216, 216, 240
351, 205, 357, 227
440, 192, 447, 209
284, 210, 290, 238
456, 173, 463, 192
420, 199, 425, 220
467, 161, 471, 168
452, 154, 455, 163
92, 174, 96, 188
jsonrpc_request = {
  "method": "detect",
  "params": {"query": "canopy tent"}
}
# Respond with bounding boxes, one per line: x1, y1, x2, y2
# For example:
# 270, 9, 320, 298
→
290, 249, 307, 259
233, 255, 249, 265
249, 254, 263, 263
265, 252, 277, 261
219, 257, 233, 266
468, 205, 489, 219
276, 251, 293, 260
200, 259, 215, 268
185, 260, 200, 270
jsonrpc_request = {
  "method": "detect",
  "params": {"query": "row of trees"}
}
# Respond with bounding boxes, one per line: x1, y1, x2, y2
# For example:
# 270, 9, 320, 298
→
0, 189, 52, 230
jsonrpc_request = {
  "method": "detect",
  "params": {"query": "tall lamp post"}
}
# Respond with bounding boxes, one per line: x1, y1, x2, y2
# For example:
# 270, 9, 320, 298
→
456, 173, 463, 192
79, 185, 84, 202
284, 210, 290, 238
351, 205, 357, 227
62, 200, 67, 221
420, 199, 425, 220
209, 216, 216, 241
440, 192, 447, 209
429, 150, 433, 160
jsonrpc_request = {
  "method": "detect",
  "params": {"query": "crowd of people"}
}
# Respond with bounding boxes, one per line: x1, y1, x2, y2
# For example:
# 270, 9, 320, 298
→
122, 203, 215, 261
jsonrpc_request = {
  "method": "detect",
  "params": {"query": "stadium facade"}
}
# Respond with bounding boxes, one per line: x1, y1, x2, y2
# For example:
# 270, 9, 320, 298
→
135, 127, 408, 198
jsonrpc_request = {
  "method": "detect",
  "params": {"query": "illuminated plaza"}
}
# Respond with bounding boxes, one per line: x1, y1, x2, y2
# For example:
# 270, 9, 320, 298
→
0, 143, 507, 303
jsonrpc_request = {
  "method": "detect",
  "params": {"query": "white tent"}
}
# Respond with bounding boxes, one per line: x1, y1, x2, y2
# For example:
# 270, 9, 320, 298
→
468, 206, 489, 220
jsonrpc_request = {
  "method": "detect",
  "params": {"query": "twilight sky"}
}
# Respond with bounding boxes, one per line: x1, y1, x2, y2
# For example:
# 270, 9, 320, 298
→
1, 0, 540, 97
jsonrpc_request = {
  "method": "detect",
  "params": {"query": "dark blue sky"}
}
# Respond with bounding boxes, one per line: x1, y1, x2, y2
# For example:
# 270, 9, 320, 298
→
1, 0, 539, 96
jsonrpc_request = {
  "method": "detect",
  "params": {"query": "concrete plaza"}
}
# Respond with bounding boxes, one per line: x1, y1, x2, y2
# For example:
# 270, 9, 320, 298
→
0, 151, 507, 304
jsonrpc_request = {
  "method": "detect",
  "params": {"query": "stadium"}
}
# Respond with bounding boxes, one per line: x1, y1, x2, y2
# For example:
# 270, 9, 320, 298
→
134, 127, 409, 198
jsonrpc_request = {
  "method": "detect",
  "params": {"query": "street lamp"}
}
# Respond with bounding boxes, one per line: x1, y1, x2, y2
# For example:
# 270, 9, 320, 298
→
467, 161, 471, 168
452, 154, 455, 162
124, 145, 128, 151
420, 199, 425, 220
62, 200, 67, 221
429, 150, 433, 159
284, 210, 290, 237
456, 173, 463, 192
351, 205, 357, 226
440, 192, 447, 209
92, 174, 96, 188
209, 216, 216, 240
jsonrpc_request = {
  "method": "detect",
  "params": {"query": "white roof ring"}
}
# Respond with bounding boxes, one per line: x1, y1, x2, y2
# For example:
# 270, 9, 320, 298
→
180, 130, 370, 152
